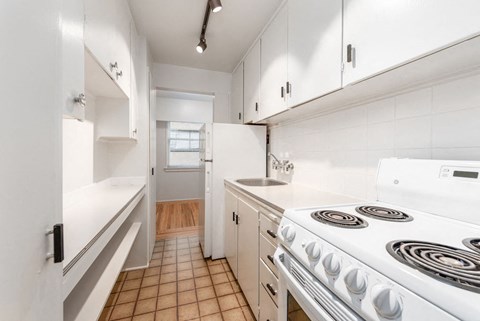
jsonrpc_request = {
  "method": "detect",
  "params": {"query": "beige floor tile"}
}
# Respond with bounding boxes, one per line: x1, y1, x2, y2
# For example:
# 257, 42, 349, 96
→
226, 272, 235, 282
191, 253, 204, 261
156, 307, 177, 321
165, 245, 177, 251
163, 250, 176, 258
142, 275, 160, 287
222, 308, 246, 321
211, 273, 228, 285
207, 259, 222, 266
162, 264, 177, 274
163, 257, 177, 265
231, 281, 241, 293
177, 262, 193, 271
190, 247, 201, 254
123, 279, 142, 291
198, 298, 220, 317
222, 263, 231, 272
158, 282, 177, 296
192, 260, 207, 268
105, 292, 119, 307
150, 259, 163, 267
117, 289, 140, 305
177, 243, 190, 250
111, 302, 135, 320
177, 248, 190, 256
200, 313, 223, 321
196, 286, 216, 301
127, 270, 145, 280
112, 281, 124, 293
178, 269, 194, 281
178, 289, 197, 306
218, 294, 239, 311
178, 254, 191, 263
193, 267, 209, 277
195, 276, 212, 288
144, 267, 161, 277
139, 285, 159, 300
152, 252, 163, 260
178, 279, 196, 292
160, 272, 177, 284
208, 264, 225, 275
118, 272, 127, 282
178, 302, 200, 321
98, 306, 112, 321
114, 318, 132, 321
135, 297, 157, 315
153, 247, 163, 253
235, 293, 247, 307
132, 312, 155, 321
241, 307, 255, 321
157, 293, 177, 310
214, 283, 234, 297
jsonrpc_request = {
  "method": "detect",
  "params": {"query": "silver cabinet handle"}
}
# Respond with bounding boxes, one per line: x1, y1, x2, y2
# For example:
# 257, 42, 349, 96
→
266, 283, 277, 296
74, 93, 86, 107
116, 70, 123, 79
110, 61, 118, 71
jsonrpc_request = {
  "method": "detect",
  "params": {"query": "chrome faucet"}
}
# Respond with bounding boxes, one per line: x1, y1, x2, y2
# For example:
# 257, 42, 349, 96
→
268, 152, 294, 172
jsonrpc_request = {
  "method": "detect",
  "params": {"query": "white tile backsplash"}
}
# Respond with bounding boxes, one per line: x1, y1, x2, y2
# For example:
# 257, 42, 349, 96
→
269, 71, 480, 201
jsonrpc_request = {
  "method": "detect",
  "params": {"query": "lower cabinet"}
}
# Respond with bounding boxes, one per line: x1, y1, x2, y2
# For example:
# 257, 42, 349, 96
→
225, 185, 282, 320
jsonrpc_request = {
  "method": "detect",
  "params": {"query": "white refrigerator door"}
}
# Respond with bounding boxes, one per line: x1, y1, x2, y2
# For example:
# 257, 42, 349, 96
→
199, 124, 213, 257
211, 123, 266, 259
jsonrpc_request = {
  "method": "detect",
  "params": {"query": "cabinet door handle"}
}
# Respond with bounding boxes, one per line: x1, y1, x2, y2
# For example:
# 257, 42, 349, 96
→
267, 254, 275, 265
281, 86, 285, 98
46, 224, 64, 263
74, 93, 86, 107
347, 44, 353, 63
266, 230, 277, 239
109, 61, 118, 71
238, 112, 241, 120
255, 102, 258, 112
266, 283, 277, 296
286, 82, 291, 95
235, 214, 239, 225
116, 70, 123, 79
232, 211, 236, 222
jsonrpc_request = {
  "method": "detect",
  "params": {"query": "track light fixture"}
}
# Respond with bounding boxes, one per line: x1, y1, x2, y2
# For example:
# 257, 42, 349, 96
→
195, 0, 222, 54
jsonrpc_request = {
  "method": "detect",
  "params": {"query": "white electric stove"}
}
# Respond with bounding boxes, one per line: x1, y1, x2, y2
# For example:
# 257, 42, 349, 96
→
274, 158, 480, 321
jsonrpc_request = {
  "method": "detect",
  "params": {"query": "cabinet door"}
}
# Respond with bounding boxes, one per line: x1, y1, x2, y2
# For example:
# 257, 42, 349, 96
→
287, 0, 343, 107
343, 0, 480, 85
62, 0, 85, 120
230, 63, 244, 124
237, 198, 259, 316
260, 4, 288, 120
224, 189, 238, 277
243, 41, 261, 123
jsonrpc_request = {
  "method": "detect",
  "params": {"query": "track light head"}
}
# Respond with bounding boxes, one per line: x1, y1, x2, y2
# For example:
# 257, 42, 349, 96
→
196, 38, 207, 54
209, 0, 222, 13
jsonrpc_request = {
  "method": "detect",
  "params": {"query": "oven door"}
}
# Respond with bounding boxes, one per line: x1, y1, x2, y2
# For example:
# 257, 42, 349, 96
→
274, 246, 364, 321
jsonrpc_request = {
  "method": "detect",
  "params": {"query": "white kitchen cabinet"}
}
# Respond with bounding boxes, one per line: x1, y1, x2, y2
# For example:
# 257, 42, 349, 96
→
62, 0, 85, 120
84, 0, 131, 98
260, 4, 288, 120
287, 0, 343, 107
243, 41, 261, 124
230, 63, 244, 124
343, 0, 480, 85
224, 189, 239, 277
237, 197, 260, 317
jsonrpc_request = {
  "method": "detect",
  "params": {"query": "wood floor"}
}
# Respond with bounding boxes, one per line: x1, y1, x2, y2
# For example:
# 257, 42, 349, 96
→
156, 200, 201, 239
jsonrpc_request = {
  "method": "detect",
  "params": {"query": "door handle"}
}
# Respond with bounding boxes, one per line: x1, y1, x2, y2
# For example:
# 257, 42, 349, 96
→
266, 283, 277, 296
232, 211, 236, 222
281, 86, 285, 98
46, 224, 64, 263
267, 255, 275, 265
235, 214, 239, 225
266, 230, 277, 239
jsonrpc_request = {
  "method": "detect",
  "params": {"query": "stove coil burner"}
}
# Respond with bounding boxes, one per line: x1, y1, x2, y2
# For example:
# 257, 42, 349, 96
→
355, 206, 413, 222
387, 240, 480, 293
463, 238, 480, 254
311, 210, 368, 229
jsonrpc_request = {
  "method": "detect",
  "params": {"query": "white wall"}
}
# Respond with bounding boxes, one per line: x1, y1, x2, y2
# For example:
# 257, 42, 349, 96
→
156, 95, 213, 123
152, 63, 231, 123
269, 71, 480, 201
156, 122, 202, 201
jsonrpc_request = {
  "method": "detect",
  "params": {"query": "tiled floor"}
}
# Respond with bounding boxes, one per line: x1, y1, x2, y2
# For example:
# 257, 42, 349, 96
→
99, 236, 256, 321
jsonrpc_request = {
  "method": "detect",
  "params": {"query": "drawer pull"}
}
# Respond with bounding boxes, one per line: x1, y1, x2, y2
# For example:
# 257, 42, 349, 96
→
266, 283, 277, 296
266, 229, 277, 239
267, 254, 275, 265
232, 211, 235, 221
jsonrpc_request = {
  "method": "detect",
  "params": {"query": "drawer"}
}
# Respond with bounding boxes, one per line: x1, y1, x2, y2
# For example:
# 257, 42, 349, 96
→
260, 234, 277, 277
260, 211, 280, 244
259, 285, 277, 321
260, 260, 278, 306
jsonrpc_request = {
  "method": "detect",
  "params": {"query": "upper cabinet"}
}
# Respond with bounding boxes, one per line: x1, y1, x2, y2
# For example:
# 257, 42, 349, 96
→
62, 0, 85, 120
287, 0, 343, 107
243, 41, 261, 124
260, 4, 288, 120
343, 0, 480, 85
84, 0, 131, 98
230, 63, 244, 124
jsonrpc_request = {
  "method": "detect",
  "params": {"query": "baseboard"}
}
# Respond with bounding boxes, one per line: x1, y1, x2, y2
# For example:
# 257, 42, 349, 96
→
156, 198, 201, 203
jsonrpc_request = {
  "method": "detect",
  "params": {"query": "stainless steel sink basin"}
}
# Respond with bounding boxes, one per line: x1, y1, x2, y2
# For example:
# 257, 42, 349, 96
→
235, 178, 287, 187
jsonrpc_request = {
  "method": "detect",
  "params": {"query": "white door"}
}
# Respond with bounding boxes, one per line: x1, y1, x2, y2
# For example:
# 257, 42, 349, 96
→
230, 63, 244, 124
287, 0, 343, 107
343, 0, 480, 85
148, 70, 157, 255
224, 189, 238, 277
199, 124, 212, 257
1, 1, 63, 320
237, 198, 259, 315
260, 4, 288, 120
243, 40, 261, 123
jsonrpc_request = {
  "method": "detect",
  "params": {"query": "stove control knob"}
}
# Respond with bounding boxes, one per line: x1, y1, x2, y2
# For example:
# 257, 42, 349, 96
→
281, 225, 296, 242
305, 241, 321, 260
344, 268, 368, 294
371, 285, 403, 319
322, 253, 341, 276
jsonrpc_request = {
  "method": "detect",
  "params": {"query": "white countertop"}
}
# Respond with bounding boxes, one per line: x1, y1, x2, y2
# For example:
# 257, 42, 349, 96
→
224, 178, 362, 213
63, 177, 145, 269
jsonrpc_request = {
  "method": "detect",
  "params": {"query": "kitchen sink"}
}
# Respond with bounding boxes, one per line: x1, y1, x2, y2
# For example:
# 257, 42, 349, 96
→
235, 178, 287, 187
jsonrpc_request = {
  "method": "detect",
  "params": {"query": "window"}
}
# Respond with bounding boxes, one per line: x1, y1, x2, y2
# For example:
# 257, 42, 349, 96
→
167, 122, 203, 168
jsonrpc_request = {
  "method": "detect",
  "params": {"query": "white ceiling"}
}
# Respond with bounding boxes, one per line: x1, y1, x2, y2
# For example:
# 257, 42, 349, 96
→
128, 0, 283, 73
